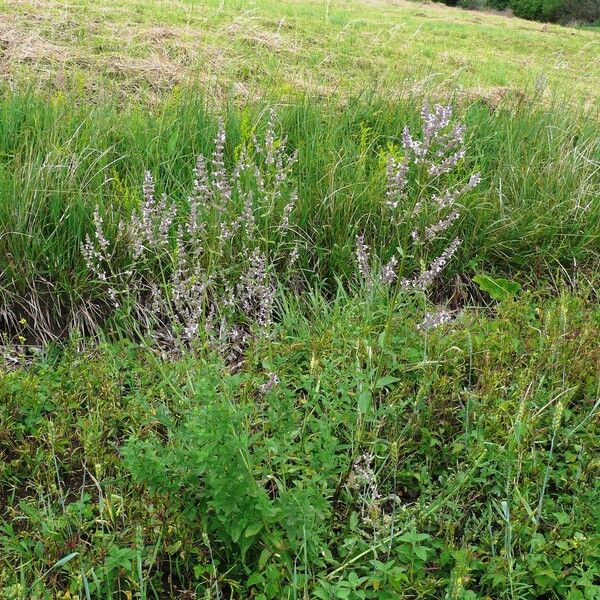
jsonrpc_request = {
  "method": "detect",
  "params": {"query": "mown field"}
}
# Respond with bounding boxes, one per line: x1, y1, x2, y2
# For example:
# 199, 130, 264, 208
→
0, 0, 599, 599
1, 0, 599, 104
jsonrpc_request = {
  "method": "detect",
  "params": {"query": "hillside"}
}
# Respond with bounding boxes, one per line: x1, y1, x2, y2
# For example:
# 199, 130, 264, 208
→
1, 0, 599, 104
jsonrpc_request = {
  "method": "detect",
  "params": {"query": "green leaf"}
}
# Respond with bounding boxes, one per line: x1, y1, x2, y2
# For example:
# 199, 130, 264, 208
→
247, 572, 264, 587
43, 552, 79, 577
398, 532, 430, 544
166, 130, 179, 154
258, 548, 272, 570
358, 390, 371, 414
375, 375, 401, 389
244, 522, 263, 537
473, 274, 521, 302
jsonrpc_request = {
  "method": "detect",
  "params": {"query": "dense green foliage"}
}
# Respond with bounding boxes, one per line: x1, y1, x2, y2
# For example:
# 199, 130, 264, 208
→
1, 291, 599, 598
437, 0, 600, 22
1, 92, 598, 341
0, 1, 599, 597
510, 0, 564, 21
457, 0, 510, 9
560, 0, 600, 23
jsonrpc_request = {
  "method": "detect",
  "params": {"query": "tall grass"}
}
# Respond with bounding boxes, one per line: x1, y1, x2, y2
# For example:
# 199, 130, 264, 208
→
0, 89, 598, 340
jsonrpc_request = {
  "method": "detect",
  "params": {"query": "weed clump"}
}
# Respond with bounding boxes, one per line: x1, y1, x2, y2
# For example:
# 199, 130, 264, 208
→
80, 104, 481, 355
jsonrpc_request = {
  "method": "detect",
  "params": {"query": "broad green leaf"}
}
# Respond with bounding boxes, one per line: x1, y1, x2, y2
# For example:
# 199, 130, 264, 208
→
375, 375, 401, 389
358, 390, 371, 414
398, 532, 430, 544
258, 548, 271, 570
247, 572, 263, 587
244, 522, 263, 537
473, 274, 521, 302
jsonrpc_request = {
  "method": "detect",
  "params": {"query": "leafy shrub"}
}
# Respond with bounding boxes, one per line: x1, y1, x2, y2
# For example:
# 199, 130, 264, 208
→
559, 0, 600, 22
458, 0, 491, 10
122, 368, 338, 596
438, 0, 599, 22
441, 0, 510, 8
510, 0, 565, 21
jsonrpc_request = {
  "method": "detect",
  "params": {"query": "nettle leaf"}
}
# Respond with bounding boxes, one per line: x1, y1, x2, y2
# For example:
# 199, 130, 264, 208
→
245, 522, 263, 538
398, 532, 430, 544
473, 274, 521, 302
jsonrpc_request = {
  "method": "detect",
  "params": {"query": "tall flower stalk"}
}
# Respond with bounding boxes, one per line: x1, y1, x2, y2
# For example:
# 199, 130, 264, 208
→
82, 110, 299, 357
83, 103, 479, 361
355, 103, 480, 383
357, 102, 480, 301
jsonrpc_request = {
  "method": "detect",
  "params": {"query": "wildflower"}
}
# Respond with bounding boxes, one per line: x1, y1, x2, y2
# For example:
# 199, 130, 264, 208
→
142, 170, 155, 205
93, 207, 110, 251
279, 193, 296, 232
423, 210, 460, 241
157, 194, 176, 239
129, 171, 176, 256
385, 156, 409, 210
107, 286, 119, 309
223, 285, 236, 309
401, 126, 423, 161
241, 192, 256, 238
238, 249, 276, 328
212, 118, 232, 210
188, 154, 210, 237
379, 255, 398, 286
411, 238, 462, 290
171, 264, 211, 342
351, 453, 378, 491
356, 234, 372, 287
288, 245, 300, 267
259, 372, 279, 395
264, 108, 277, 166
428, 148, 466, 177
416, 309, 453, 331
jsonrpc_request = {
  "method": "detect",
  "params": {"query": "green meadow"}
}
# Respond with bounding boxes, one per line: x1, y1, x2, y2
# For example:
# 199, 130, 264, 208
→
0, 1, 599, 598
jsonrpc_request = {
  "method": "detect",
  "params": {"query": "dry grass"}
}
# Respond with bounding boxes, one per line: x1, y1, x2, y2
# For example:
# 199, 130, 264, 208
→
0, 0, 598, 103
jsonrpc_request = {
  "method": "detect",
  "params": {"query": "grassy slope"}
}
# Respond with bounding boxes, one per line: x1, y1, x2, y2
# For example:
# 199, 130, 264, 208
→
1, 1, 600, 598
1, 0, 599, 104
